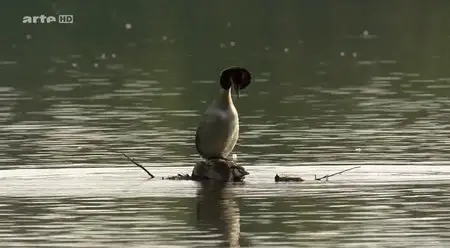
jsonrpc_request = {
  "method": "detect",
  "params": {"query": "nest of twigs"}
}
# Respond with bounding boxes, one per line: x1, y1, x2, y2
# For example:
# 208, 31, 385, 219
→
121, 153, 360, 183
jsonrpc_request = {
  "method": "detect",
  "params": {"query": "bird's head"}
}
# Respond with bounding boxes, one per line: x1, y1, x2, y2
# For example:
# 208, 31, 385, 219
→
220, 67, 252, 98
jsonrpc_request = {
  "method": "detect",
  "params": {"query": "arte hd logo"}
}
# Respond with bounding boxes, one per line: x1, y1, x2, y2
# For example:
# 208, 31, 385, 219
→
22, 14, 74, 24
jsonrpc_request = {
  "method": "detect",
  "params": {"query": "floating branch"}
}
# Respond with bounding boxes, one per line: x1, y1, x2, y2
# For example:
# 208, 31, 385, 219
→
163, 174, 192, 180
314, 166, 361, 181
122, 153, 155, 179
274, 174, 304, 182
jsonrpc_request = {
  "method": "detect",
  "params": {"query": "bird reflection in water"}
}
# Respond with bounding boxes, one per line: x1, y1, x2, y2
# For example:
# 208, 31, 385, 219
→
194, 180, 248, 247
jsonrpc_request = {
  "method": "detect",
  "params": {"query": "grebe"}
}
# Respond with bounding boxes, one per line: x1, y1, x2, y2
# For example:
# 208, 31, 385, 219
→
195, 67, 251, 161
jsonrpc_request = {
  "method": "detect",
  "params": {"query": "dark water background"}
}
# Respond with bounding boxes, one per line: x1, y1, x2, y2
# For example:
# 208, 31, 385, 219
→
0, 1, 450, 247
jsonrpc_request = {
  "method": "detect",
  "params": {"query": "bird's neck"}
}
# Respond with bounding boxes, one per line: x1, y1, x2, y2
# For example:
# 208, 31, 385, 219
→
214, 88, 233, 110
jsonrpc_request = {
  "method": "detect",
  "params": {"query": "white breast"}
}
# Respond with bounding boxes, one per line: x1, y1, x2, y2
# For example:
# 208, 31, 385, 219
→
195, 89, 239, 159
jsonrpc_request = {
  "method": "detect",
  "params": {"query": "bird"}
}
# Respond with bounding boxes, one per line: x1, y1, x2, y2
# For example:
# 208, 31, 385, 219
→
195, 67, 252, 161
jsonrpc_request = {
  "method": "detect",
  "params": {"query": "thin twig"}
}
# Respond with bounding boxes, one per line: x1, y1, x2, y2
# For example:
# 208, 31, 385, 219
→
121, 153, 155, 179
315, 166, 361, 181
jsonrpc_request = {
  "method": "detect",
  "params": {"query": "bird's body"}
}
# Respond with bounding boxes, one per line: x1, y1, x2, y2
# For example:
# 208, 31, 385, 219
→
193, 67, 251, 181
195, 88, 239, 160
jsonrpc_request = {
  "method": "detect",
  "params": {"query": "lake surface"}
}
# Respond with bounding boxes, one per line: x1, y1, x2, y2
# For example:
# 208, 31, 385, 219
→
1, 165, 450, 248
1, 0, 450, 247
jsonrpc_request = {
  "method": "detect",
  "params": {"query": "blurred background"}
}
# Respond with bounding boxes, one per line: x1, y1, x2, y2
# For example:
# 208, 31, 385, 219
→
0, 0, 449, 168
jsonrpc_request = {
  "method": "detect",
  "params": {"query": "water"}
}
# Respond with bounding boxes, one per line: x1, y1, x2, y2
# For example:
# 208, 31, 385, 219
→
1, 0, 450, 247
1, 166, 450, 247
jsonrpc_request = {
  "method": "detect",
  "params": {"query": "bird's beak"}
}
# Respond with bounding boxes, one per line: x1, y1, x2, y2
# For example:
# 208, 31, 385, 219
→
234, 83, 240, 99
